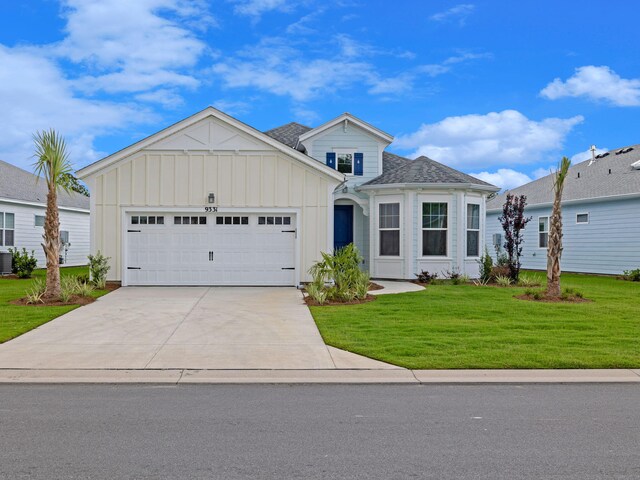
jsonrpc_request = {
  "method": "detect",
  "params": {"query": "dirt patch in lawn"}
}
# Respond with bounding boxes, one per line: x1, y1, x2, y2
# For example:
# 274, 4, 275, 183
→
303, 294, 377, 307
514, 293, 592, 304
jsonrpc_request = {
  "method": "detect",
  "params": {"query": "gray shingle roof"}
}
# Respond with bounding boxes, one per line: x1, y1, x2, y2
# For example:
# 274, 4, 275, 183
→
263, 122, 311, 148
264, 122, 497, 189
362, 155, 497, 188
0, 160, 90, 210
486, 144, 640, 210
382, 151, 411, 173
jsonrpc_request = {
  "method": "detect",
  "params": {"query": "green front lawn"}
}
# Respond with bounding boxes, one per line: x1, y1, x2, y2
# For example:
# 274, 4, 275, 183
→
0, 267, 111, 344
310, 273, 640, 369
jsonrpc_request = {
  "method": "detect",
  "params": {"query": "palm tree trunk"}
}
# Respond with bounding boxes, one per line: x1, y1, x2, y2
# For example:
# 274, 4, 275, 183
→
43, 187, 61, 299
546, 192, 563, 297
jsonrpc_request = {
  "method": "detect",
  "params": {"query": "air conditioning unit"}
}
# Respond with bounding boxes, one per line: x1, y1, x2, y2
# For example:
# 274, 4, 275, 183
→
0, 252, 12, 275
492, 233, 502, 247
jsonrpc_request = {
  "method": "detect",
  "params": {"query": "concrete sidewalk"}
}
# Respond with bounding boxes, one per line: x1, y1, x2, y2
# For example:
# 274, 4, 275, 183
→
0, 368, 638, 384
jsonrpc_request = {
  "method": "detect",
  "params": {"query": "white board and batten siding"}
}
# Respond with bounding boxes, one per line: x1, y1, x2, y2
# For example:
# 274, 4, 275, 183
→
486, 196, 640, 275
83, 114, 340, 285
0, 199, 89, 267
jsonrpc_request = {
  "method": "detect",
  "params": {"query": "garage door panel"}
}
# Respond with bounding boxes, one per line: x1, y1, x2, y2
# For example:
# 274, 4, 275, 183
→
126, 213, 296, 286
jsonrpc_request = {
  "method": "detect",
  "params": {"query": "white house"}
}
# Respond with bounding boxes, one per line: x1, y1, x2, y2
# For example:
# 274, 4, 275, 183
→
0, 160, 90, 271
77, 107, 498, 286
486, 144, 640, 275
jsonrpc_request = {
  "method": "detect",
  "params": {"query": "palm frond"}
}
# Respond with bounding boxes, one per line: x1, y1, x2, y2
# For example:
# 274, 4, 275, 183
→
32, 129, 73, 193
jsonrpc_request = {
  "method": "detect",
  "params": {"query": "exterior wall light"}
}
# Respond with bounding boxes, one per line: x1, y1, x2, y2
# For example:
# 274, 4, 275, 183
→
208, 193, 215, 204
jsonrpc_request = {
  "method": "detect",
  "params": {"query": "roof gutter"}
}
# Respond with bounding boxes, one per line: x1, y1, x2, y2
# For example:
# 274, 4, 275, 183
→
356, 182, 500, 193
486, 191, 640, 213
0, 197, 90, 213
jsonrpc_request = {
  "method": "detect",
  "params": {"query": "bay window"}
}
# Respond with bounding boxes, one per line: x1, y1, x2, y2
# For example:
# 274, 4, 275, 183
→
466, 204, 480, 257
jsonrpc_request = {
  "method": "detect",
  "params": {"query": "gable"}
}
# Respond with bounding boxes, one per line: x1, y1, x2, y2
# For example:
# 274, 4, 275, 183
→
147, 117, 269, 151
77, 107, 343, 182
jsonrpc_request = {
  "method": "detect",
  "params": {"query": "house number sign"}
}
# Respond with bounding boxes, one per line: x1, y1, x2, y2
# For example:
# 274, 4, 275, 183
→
204, 206, 218, 212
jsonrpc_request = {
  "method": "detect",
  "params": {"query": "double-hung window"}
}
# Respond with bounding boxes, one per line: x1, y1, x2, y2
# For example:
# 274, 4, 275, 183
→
336, 152, 354, 175
379, 203, 400, 256
538, 217, 549, 248
422, 203, 447, 256
35, 215, 45, 227
0, 212, 15, 247
466, 204, 480, 257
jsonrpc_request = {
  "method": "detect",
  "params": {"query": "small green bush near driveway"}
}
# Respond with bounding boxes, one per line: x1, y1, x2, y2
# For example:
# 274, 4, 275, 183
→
0, 266, 111, 344
310, 273, 640, 369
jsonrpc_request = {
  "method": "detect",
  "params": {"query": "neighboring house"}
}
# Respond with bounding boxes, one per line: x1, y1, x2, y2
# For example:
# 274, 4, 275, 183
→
0, 160, 90, 269
77, 107, 498, 286
486, 145, 640, 275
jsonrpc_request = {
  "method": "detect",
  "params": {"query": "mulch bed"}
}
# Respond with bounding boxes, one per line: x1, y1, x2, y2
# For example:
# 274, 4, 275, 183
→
514, 293, 591, 303
368, 282, 384, 291
10, 282, 121, 307
303, 294, 377, 307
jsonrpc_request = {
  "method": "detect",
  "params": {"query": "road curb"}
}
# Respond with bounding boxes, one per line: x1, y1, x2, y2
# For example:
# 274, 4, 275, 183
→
0, 368, 638, 384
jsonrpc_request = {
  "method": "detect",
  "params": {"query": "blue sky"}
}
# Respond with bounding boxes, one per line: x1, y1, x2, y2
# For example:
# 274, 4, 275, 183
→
1, 0, 639, 189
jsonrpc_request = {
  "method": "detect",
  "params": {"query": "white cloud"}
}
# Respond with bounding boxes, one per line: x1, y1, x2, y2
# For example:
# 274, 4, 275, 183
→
540, 65, 640, 107
469, 168, 532, 190
0, 45, 151, 170
231, 0, 292, 18
532, 166, 554, 179
135, 89, 185, 108
55, 0, 209, 94
212, 99, 252, 115
212, 37, 490, 101
570, 146, 608, 163
394, 110, 584, 170
429, 4, 475, 24
418, 52, 492, 77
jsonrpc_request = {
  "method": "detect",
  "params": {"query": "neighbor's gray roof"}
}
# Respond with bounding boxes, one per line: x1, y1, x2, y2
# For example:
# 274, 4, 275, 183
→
486, 144, 640, 210
263, 122, 312, 148
264, 122, 497, 189
0, 160, 90, 210
362, 155, 497, 188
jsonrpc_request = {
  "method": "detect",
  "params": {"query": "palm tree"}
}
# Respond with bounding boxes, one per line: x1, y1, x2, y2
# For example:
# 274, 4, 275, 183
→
33, 130, 73, 300
546, 156, 571, 298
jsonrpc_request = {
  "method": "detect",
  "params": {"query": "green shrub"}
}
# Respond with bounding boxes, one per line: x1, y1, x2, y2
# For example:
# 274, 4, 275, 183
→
25, 278, 45, 304
459, 274, 470, 284
490, 265, 510, 280
532, 291, 542, 300
478, 247, 493, 282
306, 280, 328, 305
495, 274, 512, 287
61, 275, 96, 300
518, 274, 541, 287
415, 270, 438, 284
622, 268, 640, 282
88, 251, 111, 289
444, 268, 461, 285
308, 244, 369, 303
8, 248, 38, 278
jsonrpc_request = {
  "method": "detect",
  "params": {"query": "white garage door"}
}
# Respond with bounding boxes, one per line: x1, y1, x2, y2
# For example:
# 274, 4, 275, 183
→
125, 213, 296, 286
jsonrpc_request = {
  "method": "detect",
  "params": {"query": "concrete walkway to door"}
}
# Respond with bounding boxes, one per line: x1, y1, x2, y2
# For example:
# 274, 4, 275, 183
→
0, 287, 396, 370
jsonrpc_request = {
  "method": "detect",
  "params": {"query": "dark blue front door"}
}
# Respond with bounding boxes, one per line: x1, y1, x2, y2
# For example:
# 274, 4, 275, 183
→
334, 205, 354, 250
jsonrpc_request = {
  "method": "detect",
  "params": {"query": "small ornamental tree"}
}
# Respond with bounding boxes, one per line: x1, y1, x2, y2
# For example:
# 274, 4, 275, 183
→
498, 194, 531, 282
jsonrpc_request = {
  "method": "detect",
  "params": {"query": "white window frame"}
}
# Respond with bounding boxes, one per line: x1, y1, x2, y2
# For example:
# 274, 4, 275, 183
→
0, 211, 15, 247
538, 216, 549, 248
465, 203, 481, 258
34, 214, 45, 227
334, 148, 355, 176
378, 201, 401, 257
576, 212, 589, 224
421, 201, 449, 257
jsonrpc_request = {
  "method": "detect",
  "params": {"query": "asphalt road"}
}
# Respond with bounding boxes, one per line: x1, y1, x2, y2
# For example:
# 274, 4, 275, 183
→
0, 384, 639, 479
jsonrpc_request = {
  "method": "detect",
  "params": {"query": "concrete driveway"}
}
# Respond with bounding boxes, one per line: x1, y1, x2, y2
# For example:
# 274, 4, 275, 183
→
0, 287, 393, 370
